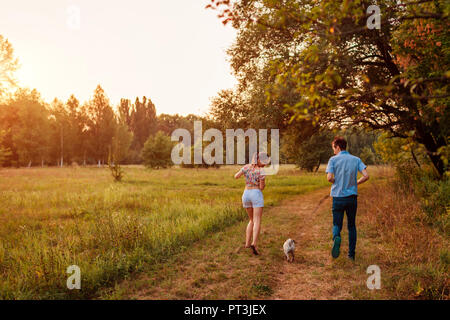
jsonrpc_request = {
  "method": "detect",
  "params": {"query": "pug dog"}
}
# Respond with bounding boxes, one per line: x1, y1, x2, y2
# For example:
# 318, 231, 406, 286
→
283, 238, 296, 262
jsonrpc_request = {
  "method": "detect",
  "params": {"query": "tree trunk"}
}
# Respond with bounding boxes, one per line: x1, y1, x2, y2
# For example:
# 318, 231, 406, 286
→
427, 151, 445, 178
314, 157, 321, 173
419, 130, 445, 178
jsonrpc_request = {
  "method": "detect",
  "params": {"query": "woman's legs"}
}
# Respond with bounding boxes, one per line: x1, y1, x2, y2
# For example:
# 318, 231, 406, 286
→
251, 207, 263, 248
245, 208, 254, 248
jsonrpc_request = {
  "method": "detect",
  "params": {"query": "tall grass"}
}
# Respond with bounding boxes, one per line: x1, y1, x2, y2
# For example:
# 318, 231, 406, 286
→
0, 165, 329, 299
360, 171, 449, 299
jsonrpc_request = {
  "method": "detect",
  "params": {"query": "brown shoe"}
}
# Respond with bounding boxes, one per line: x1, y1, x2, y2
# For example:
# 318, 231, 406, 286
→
250, 245, 259, 255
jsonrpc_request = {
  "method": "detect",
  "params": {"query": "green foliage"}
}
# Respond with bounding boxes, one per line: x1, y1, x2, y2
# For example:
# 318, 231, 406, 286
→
376, 129, 448, 234
111, 123, 133, 165
0, 130, 11, 167
415, 174, 450, 236
8, 89, 51, 166
49, 95, 91, 166
210, 0, 450, 177
344, 129, 379, 164
108, 123, 133, 182
395, 162, 450, 236
293, 130, 333, 172
141, 131, 174, 169
438, 143, 450, 178
374, 132, 428, 168
130, 97, 157, 151
86, 85, 117, 165
284, 127, 378, 169
359, 147, 376, 166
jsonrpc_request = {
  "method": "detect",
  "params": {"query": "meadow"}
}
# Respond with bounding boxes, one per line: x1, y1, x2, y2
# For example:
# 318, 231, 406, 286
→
0, 165, 329, 299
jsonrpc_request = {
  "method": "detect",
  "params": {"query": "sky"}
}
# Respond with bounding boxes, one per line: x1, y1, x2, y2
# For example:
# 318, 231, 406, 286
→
0, 0, 237, 116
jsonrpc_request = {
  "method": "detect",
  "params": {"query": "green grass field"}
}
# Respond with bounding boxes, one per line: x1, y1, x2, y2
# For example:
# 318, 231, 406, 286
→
0, 165, 329, 299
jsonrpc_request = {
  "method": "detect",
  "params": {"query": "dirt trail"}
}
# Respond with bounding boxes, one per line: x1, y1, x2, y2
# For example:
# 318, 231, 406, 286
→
107, 187, 380, 300
271, 190, 359, 299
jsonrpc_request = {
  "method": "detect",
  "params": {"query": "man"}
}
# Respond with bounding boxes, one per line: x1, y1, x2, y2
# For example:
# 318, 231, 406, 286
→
326, 137, 369, 261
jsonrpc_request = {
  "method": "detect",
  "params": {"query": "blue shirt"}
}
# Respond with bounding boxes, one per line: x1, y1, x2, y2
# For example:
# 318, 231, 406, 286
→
326, 151, 366, 198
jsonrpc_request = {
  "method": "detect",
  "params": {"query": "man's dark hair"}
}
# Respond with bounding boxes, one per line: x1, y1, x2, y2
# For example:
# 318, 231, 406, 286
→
332, 136, 347, 150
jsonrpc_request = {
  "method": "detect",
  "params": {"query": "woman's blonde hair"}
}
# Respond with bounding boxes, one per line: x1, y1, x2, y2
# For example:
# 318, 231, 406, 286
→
251, 152, 271, 167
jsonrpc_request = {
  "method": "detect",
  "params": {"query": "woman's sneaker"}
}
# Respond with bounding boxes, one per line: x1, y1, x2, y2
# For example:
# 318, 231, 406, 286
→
331, 236, 341, 258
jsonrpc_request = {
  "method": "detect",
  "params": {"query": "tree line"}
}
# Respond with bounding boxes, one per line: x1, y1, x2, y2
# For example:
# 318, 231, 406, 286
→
0, 80, 379, 170
0, 84, 210, 168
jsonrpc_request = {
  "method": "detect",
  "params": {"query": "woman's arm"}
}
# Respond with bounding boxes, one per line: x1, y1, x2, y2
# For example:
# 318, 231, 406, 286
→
259, 177, 266, 190
234, 169, 243, 179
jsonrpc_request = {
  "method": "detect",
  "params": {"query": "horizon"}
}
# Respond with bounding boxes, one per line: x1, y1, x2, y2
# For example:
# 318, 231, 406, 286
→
0, 0, 237, 116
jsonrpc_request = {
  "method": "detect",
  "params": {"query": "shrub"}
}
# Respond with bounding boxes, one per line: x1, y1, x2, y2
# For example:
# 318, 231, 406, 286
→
374, 132, 428, 168
359, 146, 376, 165
395, 162, 450, 236
293, 131, 333, 172
141, 131, 174, 169
108, 123, 133, 181
415, 174, 450, 236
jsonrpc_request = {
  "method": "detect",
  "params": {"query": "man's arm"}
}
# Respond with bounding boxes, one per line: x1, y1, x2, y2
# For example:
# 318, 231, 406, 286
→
327, 172, 335, 184
357, 169, 369, 185
326, 158, 334, 183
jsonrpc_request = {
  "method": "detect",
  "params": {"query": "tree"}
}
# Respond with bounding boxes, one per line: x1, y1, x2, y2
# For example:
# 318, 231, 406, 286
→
293, 130, 334, 172
108, 122, 133, 181
0, 35, 18, 100
345, 129, 379, 161
0, 130, 11, 167
0, 102, 17, 166
157, 113, 194, 136
118, 98, 132, 128
374, 132, 428, 168
209, 0, 449, 177
10, 89, 51, 167
359, 147, 376, 165
49, 98, 81, 166
130, 96, 157, 151
209, 89, 250, 130
141, 131, 174, 169
86, 85, 116, 166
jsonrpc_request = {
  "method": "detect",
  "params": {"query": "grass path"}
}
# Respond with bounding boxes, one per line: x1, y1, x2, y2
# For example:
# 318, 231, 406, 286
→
103, 182, 391, 300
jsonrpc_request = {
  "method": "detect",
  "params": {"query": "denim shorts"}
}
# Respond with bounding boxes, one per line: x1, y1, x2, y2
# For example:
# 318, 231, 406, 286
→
242, 189, 264, 208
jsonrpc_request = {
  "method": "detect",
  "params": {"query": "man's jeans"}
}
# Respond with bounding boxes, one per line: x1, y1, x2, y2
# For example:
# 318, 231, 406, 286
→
332, 195, 357, 258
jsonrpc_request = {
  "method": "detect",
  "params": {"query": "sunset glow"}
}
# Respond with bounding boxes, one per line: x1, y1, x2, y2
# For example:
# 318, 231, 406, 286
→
1, 0, 237, 115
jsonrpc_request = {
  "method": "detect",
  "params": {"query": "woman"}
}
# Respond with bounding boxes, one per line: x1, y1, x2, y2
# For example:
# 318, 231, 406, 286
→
234, 152, 271, 255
